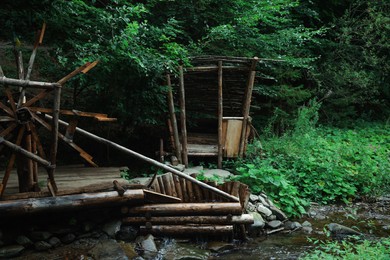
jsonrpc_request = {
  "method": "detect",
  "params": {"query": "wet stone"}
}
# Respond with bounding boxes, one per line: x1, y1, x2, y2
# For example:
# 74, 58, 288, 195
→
270, 206, 288, 221
257, 204, 272, 217
30, 231, 52, 241
15, 235, 33, 248
267, 220, 282, 229
258, 195, 270, 207
48, 236, 61, 248
34, 241, 52, 251
266, 215, 277, 221
302, 226, 313, 234
246, 202, 256, 212
119, 241, 139, 259
202, 169, 233, 180
284, 221, 302, 230
302, 221, 312, 227
328, 223, 361, 237
88, 239, 129, 260
139, 234, 158, 259
102, 219, 122, 238
249, 194, 259, 203
116, 225, 139, 241
207, 241, 235, 253
0, 245, 24, 258
61, 233, 76, 244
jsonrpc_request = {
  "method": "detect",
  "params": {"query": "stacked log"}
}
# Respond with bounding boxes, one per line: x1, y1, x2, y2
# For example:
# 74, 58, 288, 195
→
122, 202, 253, 237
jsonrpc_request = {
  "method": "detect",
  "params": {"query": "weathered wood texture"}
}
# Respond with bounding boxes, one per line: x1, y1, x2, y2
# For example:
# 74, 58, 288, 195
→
139, 225, 233, 236
0, 189, 145, 216
126, 202, 243, 216
123, 214, 254, 225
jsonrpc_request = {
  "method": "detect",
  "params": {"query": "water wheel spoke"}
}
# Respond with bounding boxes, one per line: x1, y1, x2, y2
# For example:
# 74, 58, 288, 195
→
0, 101, 14, 117
0, 116, 15, 122
32, 114, 98, 167
4, 88, 17, 113
0, 126, 25, 197
22, 89, 52, 108
29, 122, 47, 159
0, 123, 17, 137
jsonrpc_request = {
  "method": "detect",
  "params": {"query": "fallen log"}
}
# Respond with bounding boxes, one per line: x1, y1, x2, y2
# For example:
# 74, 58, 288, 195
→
0, 189, 145, 216
123, 214, 254, 225
127, 202, 243, 216
140, 225, 233, 236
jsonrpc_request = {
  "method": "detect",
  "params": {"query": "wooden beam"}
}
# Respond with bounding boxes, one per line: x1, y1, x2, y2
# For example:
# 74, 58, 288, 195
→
0, 189, 145, 216
29, 107, 112, 119
217, 60, 223, 169
139, 225, 233, 236
57, 62, 92, 85
178, 65, 188, 167
166, 74, 182, 163
127, 202, 243, 216
0, 77, 59, 89
239, 57, 258, 157
123, 214, 254, 225
44, 114, 240, 202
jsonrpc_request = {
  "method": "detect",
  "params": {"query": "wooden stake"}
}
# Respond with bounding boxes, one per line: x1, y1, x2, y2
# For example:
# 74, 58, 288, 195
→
178, 65, 188, 167
217, 60, 223, 168
166, 74, 182, 163
239, 57, 258, 157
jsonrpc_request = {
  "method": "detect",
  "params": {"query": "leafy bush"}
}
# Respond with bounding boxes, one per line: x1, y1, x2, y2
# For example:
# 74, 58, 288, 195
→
300, 238, 390, 260
232, 101, 390, 216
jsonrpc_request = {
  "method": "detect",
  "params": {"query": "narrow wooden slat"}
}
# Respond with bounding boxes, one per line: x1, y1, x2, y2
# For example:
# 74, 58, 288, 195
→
81, 60, 98, 74
217, 60, 223, 168
0, 101, 14, 116
180, 177, 188, 202
178, 65, 188, 167
5, 88, 17, 113
168, 173, 177, 197
157, 176, 166, 195
0, 116, 15, 122
57, 62, 91, 85
143, 189, 181, 203
173, 175, 183, 200
22, 89, 51, 108
29, 107, 109, 118
166, 74, 182, 163
0, 122, 17, 137
162, 173, 173, 196
0, 126, 25, 196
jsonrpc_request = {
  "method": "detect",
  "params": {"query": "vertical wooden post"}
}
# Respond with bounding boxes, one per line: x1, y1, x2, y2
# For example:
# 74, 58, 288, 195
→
239, 57, 258, 158
178, 65, 188, 167
47, 84, 62, 194
217, 61, 223, 169
166, 74, 182, 164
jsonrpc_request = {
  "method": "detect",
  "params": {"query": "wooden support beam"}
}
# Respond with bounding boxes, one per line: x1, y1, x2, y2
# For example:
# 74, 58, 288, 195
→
123, 214, 254, 225
239, 57, 258, 157
0, 189, 145, 216
178, 65, 188, 167
127, 202, 243, 216
44, 114, 240, 202
0, 136, 51, 168
139, 225, 233, 236
0, 77, 59, 89
217, 60, 223, 169
166, 74, 182, 163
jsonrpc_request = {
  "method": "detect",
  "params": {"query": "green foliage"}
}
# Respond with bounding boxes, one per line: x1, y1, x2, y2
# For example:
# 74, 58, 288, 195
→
301, 237, 390, 260
233, 101, 390, 216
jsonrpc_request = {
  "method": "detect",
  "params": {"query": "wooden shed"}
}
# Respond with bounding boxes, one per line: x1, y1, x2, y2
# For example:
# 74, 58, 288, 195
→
166, 56, 258, 168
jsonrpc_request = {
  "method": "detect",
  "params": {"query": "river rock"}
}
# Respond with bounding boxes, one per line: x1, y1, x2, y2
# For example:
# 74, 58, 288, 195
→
250, 211, 266, 228
247, 202, 256, 212
257, 204, 272, 217
270, 206, 288, 221
163, 240, 210, 260
266, 215, 277, 221
258, 195, 270, 207
249, 194, 259, 203
48, 236, 61, 248
207, 241, 234, 253
267, 220, 282, 229
116, 225, 139, 241
327, 223, 361, 237
183, 166, 203, 175
138, 234, 158, 259
102, 219, 122, 238
284, 221, 302, 230
0, 245, 24, 258
30, 231, 52, 241
89, 239, 129, 260
129, 177, 151, 186
119, 241, 139, 259
16, 235, 33, 248
202, 169, 233, 180
301, 221, 313, 234
34, 241, 52, 251
61, 233, 76, 244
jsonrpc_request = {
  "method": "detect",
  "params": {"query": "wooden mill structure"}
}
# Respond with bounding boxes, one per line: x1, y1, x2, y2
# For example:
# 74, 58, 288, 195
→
165, 56, 259, 168
0, 26, 254, 237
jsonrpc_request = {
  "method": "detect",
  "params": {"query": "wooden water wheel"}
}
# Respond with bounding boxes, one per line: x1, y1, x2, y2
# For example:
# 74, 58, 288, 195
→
0, 23, 115, 197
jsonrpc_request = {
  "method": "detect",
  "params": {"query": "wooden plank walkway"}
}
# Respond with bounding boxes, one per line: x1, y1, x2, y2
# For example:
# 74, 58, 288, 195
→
2, 165, 128, 197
